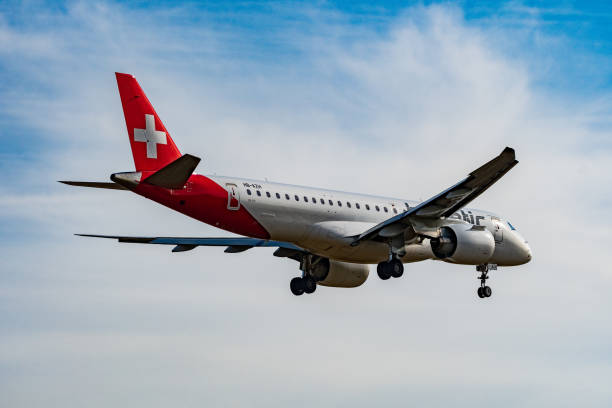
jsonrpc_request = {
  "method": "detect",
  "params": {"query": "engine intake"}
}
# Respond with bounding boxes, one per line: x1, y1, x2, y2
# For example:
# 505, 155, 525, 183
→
431, 224, 495, 265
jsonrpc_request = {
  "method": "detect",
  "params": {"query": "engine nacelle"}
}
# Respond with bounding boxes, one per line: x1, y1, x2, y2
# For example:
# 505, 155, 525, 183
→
430, 224, 495, 265
311, 258, 369, 288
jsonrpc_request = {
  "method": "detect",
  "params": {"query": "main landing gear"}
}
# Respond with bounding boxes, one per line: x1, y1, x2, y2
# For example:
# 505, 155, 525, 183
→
290, 275, 317, 296
476, 264, 496, 298
377, 234, 407, 280
290, 255, 324, 296
377, 258, 404, 280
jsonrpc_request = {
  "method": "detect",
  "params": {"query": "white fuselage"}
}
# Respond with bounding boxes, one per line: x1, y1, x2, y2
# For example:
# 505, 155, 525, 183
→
209, 176, 532, 266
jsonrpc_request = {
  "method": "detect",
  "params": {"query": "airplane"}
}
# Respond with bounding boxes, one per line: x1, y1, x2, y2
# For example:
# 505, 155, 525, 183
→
61, 73, 532, 299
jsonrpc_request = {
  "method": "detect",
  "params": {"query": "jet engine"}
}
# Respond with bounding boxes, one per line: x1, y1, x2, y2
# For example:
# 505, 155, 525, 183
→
311, 258, 369, 288
430, 224, 495, 265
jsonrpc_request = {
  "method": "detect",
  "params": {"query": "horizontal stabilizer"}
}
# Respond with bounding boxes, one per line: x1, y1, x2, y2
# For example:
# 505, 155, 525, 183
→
143, 154, 201, 189
59, 181, 127, 190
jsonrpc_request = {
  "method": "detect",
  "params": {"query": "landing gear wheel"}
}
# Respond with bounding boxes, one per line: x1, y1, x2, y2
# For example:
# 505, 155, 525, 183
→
377, 262, 391, 280
477, 287, 484, 298
476, 264, 496, 299
390, 259, 404, 278
290, 277, 305, 296
303, 276, 317, 294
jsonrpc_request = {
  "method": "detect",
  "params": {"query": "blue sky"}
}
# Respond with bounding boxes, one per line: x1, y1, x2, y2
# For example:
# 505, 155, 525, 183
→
1, 1, 611, 164
1, 1, 612, 407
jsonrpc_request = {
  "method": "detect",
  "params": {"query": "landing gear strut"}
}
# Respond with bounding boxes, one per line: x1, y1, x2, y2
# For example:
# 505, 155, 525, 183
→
377, 258, 404, 280
476, 264, 496, 298
377, 234, 406, 280
290, 256, 320, 296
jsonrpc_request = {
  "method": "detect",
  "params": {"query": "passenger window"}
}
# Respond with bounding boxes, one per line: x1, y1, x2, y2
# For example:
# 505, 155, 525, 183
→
295, 195, 299, 201
247, 189, 252, 195
338, 201, 342, 207
329, 199, 333, 206
256, 190, 261, 197
365, 204, 370, 210
375, 205, 380, 211
356, 203, 360, 209
320, 198, 324, 204
405, 202, 410, 210
312, 197, 316, 203
266, 191, 271, 198
347, 202, 351, 208
393, 208, 397, 214
304, 196, 308, 202
384, 207, 388, 213
285, 193, 290, 200
276, 193, 280, 199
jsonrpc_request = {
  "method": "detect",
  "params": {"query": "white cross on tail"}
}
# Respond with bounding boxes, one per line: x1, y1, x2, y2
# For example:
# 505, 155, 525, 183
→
133, 114, 167, 159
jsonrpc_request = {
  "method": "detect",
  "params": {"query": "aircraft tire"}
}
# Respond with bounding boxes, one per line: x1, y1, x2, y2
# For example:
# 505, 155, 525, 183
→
303, 276, 317, 294
377, 262, 391, 280
477, 287, 484, 298
483, 286, 492, 298
290, 277, 305, 296
390, 259, 404, 278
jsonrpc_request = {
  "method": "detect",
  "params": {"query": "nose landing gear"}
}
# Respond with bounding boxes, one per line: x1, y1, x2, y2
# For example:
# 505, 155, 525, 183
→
476, 264, 496, 298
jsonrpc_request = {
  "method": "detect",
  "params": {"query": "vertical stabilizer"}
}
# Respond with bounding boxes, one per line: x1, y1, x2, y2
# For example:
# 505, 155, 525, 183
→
115, 73, 181, 171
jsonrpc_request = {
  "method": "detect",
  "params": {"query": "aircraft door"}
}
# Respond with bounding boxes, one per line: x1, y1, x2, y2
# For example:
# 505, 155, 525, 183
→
493, 221, 503, 243
226, 183, 240, 210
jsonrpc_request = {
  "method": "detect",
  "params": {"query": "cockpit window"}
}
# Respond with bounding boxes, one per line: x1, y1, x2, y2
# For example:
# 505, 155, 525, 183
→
507, 221, 516, 231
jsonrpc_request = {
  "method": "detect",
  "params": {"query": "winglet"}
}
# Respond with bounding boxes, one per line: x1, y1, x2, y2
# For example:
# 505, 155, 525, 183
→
470, 147, 517, 179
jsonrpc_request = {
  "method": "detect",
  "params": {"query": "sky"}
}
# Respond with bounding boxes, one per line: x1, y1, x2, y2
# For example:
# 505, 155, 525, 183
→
1, 0, 611, 406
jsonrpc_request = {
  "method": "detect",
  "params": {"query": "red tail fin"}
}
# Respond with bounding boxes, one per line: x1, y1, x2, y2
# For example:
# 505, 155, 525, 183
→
115, 73, 181, 171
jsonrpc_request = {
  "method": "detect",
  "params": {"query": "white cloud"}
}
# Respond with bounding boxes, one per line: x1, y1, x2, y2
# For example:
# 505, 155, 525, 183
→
1, 2, 611, 407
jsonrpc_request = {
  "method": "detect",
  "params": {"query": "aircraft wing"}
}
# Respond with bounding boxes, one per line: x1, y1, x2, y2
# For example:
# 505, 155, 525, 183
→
77, 234, 305, 254
351, 147, 518, 245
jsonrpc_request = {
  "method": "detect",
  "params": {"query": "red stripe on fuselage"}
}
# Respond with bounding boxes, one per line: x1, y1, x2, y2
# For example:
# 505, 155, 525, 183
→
132, 174, 270, 239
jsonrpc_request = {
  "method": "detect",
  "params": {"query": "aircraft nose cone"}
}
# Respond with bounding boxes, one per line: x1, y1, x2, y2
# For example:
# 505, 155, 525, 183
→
523, 243, 532, 263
